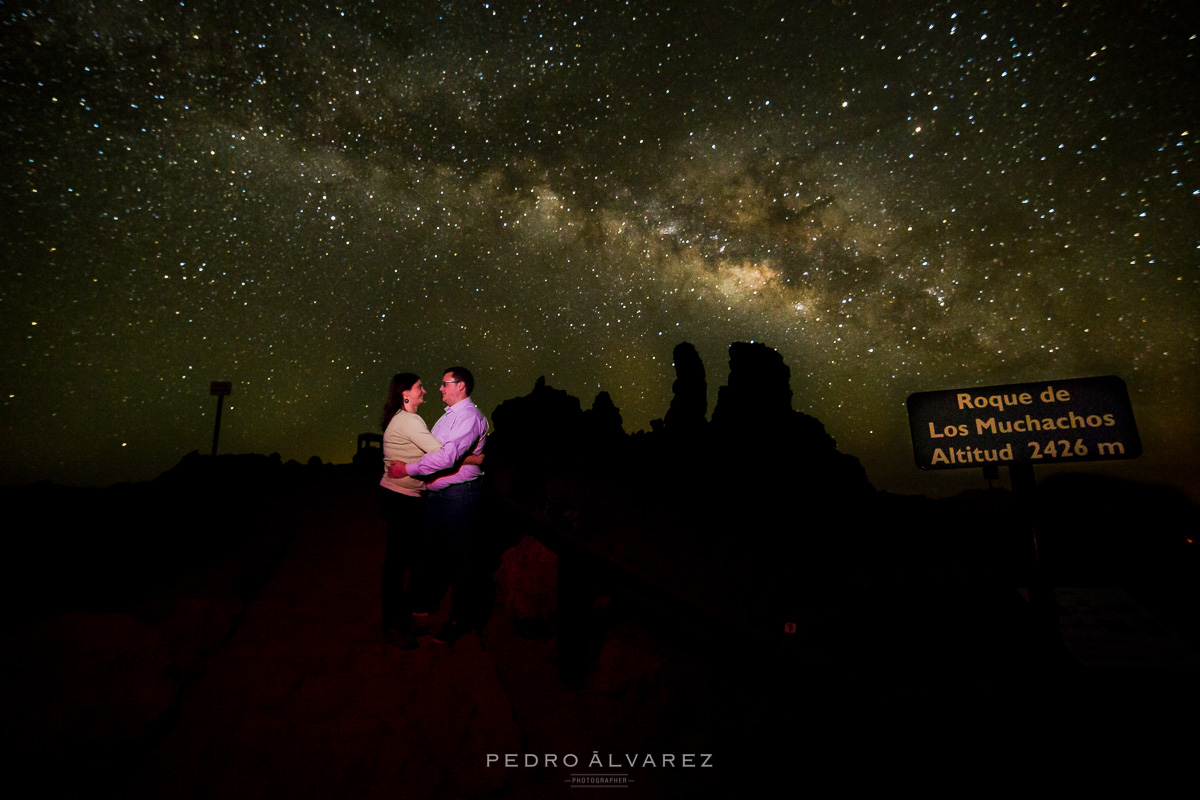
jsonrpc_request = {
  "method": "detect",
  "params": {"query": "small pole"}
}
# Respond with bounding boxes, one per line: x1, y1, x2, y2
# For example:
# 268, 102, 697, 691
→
982, 462, 999, 491
1009, 462, 1063, 662
211, 395, 225, 456
210, 381, 232, 456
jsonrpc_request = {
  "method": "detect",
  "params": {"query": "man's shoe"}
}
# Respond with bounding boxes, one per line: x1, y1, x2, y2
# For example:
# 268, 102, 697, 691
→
432, 622, 466, 645
383, 627, 419, 650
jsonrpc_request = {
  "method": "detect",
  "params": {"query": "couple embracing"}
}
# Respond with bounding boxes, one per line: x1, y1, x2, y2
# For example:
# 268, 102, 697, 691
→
377, 366, 488, 650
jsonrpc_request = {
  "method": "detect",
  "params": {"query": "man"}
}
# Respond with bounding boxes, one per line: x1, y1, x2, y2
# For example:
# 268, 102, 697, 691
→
388, 366, 487, 644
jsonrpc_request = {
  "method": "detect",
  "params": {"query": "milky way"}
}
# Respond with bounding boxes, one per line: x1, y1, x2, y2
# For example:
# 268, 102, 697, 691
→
2, 1, 1197, 497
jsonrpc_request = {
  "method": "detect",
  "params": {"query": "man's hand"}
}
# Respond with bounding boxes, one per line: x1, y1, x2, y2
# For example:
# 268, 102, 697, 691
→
387, 461, 409, 479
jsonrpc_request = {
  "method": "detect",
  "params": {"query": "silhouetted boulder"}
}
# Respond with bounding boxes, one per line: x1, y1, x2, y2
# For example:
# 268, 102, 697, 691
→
483, 341, 882, 643
711, 341, 793, 425
708, 341, 870, 495
663, 342, 707, 435
582, 391, 626, 447
688, 341, 876, 565
489, 377, 587, 505
491, 377, 585, 456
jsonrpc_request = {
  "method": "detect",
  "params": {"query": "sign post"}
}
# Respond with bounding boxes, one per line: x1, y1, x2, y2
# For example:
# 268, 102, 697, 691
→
907, 376, 1141, 662
210, 381, 232, 456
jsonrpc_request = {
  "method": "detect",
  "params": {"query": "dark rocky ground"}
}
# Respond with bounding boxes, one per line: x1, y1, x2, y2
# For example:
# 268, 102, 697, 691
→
2, 455, 1198, 798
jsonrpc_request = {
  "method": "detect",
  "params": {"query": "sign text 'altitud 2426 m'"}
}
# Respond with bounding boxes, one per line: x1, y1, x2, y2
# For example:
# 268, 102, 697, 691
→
906, 376, 1141, 470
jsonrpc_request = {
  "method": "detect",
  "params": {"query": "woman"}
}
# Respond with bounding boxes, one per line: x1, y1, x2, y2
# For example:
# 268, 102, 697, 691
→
378, 372, 480, 650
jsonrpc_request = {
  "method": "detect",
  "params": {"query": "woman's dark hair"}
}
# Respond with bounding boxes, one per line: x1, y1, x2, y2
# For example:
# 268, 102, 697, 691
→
381, 372, 420, 430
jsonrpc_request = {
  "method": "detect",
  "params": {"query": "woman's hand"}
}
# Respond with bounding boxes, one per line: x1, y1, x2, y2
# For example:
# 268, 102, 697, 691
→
463, 453, 485, 467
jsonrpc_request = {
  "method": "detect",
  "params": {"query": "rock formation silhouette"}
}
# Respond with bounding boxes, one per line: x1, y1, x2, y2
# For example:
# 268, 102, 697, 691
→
710, 340, 872, 503
487, 341, 873, 549
711, 340, 793, 424
488, 376, 587, 507
662, 342, 707, 435
582, 390, 625, 445
482, 341, 881, 665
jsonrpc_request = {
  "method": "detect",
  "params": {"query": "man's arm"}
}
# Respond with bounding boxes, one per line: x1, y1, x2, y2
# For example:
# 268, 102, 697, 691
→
406, 407, 486, 477
389, 433, 482, 478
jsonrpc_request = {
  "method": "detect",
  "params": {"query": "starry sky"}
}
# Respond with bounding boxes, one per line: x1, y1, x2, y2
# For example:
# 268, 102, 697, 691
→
2, 1, 1197, 499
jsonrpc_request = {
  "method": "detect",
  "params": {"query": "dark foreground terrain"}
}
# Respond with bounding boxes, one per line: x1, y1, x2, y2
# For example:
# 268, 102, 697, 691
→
2, 452, 1198, 797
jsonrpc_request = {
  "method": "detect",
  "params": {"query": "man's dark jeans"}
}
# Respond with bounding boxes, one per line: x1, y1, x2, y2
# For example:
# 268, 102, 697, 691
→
425, 479, 486, 629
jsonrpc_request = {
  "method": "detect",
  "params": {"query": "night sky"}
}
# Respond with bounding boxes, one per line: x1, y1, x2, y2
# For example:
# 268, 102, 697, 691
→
2, 1, 1197, 499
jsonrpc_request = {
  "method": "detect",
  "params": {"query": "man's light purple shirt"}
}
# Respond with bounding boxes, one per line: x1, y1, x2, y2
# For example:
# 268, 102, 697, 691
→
409, 398, 487, 490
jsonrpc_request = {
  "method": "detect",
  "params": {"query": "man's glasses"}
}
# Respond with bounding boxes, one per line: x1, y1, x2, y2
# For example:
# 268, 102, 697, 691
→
438, 379, 461, 388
